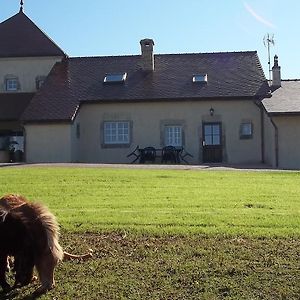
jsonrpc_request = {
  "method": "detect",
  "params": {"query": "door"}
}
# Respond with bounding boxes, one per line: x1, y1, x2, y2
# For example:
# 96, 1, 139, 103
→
202, 122, 222, 163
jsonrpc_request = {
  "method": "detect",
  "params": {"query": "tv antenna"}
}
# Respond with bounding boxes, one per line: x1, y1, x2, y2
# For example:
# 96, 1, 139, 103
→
263, 33, 275, 81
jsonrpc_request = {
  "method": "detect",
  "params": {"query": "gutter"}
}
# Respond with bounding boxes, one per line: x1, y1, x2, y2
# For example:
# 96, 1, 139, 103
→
82, 95, 260, 105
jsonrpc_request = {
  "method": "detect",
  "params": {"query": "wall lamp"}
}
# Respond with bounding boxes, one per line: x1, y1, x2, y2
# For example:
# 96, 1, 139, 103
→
209, 107, 214, 116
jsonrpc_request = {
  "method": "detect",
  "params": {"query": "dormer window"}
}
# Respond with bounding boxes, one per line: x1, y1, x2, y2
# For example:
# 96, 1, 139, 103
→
5, 76, 19, 91
193, 74, 208, 83
103, 73, 127, 83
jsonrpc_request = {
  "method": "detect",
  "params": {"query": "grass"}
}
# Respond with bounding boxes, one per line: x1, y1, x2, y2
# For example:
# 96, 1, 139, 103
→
3, 233, 300, 300
0, 165, 299, 299
0, 166, 299, 236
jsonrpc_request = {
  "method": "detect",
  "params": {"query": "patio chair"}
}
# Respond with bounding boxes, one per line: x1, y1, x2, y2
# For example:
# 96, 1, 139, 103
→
161, 146, 178, 163
179, 147, 193, 164
139, 146, 156, 163
126, 145, 140, 163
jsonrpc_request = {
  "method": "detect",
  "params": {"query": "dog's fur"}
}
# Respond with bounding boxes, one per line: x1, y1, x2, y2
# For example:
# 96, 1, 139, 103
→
0, 194, 92, 295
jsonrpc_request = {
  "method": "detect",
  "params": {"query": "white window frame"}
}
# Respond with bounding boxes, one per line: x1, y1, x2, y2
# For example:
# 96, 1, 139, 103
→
164, 125, 182, 147
103, 73, 127, 83
5, 78, 18, 91
240, 122, 253, 139
193, 74, 208, 83
104, 121, 130, 145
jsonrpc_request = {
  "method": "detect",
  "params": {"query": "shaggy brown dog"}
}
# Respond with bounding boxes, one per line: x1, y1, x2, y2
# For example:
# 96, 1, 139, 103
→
0, 194, 92, 295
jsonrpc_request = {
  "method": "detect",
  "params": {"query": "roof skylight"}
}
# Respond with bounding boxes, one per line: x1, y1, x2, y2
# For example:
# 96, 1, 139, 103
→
193, 74, 208, 83
104, 73, 127, 83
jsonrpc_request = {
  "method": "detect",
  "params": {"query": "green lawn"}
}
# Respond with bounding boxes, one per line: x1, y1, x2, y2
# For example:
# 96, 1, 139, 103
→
0, 166, 299, 236
1, 166, 299, 299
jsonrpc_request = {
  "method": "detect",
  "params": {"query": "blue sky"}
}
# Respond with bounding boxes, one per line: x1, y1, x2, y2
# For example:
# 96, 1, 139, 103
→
1, 0, 299, 79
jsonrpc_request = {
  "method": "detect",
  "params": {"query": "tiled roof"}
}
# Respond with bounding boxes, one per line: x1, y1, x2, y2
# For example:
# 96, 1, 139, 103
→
0, 11, 65, 58
22, 51, 270, 122
0, 93, 34, 121
263, 80, 300, 115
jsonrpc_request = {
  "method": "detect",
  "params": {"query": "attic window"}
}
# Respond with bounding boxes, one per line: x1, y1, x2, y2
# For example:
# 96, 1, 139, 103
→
193, 74, 208, 83
104, 73, 127, 83
5, 76, 19, 91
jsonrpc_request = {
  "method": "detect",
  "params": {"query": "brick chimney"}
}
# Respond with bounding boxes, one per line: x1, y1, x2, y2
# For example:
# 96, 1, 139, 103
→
140, 39, 155, 71
272, 55, 281, 88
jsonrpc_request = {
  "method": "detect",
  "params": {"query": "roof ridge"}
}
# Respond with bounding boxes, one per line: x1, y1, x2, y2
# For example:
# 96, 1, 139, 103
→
67, 54, 140, 60
66, 51, 258, 61
0, 11, 20, 25
156, 50, 257, 56
281, 79, 300, 82
19, 12, 67, 57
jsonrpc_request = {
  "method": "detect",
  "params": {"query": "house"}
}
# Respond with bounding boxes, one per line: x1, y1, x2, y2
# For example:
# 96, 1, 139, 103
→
262, 58, 300, 169
1, 7, 300, 168
0, 5, 65, 161
21, 40, 271, 165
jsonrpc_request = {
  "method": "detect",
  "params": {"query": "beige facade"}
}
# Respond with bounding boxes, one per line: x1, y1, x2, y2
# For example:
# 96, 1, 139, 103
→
25, 123, 73, 163
0, 56, 63, 162
24, 99, 300, 169
0, 56, 61, 93
263, 113, 300, 169
53, 99, 263, 164
270, 116, 300, 169
263, 111, 276, 167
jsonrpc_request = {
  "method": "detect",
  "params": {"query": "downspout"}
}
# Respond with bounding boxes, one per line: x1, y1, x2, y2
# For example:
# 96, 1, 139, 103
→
22, 125, 26, 163
254, 100, 265, 164
265, 55, 281, 168
269, 55, 280, 168
260, 97, 279, 168
270, 117, 279, 168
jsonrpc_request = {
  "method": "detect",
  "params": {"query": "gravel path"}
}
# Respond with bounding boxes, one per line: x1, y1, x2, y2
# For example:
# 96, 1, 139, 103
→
0, 162, 290, 171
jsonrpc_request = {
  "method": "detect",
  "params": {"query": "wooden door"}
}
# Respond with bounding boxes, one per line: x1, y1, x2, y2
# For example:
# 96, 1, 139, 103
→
202, 122, 222, 163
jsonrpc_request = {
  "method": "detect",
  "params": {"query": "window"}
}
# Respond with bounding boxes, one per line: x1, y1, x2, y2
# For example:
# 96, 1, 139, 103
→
240, 122, 253, 139
103, 73, 127, 83
193, 74, 208, 83
5, 78, 18, 91
204, 123, 221, 145
36, 76, 46, 90
104, 121, 130, 144
165, 125, 182, 147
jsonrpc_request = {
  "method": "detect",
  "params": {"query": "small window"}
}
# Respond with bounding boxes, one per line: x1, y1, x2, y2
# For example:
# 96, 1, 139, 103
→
104, 121, 130, 144
36, 76, 46, 90
240, 122, 253, 139
5, 78, 18, 91
103, 73, 127, 83
165, 125, 182, 147
193, 74, 208, 83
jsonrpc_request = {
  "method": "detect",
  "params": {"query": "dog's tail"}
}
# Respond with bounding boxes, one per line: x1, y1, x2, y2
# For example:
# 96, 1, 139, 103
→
63, 249, 93, 261
30, 202, 64, 261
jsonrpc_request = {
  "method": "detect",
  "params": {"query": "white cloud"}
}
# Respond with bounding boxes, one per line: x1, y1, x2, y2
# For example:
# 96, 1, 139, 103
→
244, 2, 276, 28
